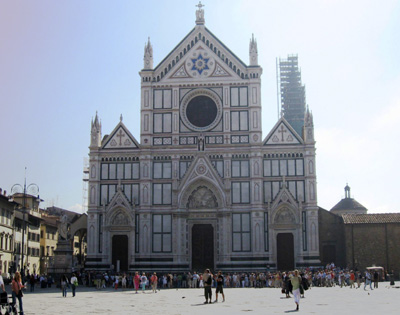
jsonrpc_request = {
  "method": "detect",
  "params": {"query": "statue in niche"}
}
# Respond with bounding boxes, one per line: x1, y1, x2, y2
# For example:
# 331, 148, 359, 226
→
198, 136, 204, 151
112, 212, 128, 225
275, 208, 295, 224
187, 186, 218, 209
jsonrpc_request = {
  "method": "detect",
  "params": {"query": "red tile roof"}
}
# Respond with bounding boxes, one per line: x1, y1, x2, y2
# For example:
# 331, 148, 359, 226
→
342, 213, 400, 224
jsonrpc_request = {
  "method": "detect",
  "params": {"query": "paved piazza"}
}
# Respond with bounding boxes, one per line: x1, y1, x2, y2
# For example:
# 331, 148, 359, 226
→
6, 283, 398, 314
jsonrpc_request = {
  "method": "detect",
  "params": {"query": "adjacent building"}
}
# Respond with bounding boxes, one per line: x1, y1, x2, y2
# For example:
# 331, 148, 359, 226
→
0, 188, 17, 278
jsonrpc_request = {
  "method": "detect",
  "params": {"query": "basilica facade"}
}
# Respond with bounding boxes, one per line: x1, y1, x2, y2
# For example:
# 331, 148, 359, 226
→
86, 5, 319, 272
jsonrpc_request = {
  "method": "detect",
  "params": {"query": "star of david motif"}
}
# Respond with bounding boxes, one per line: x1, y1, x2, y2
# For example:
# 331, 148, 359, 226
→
191, 54, 209, 75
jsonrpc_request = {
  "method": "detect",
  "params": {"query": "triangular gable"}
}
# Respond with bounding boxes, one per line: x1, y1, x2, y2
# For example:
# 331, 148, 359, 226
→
102, 122, 140, 150
106, 185, 134, 213
154, 26, 249, 83
270, 183, 298, 209
178, 154, 224, 192
263, 118, 303, 145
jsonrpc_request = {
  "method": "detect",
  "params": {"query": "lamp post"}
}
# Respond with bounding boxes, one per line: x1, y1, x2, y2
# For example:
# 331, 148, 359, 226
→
10, 168, 40, 279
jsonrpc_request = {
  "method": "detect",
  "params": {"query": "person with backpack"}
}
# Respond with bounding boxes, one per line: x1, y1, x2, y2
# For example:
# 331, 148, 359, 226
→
202, 269, 213, 304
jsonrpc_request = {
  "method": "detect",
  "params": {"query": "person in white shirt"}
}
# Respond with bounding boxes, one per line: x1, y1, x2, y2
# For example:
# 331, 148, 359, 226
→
140, 273, 147, 293
70, 274, 78, 297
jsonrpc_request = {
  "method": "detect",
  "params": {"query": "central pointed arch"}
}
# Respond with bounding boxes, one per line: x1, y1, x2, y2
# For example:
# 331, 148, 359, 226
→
179, 178, 225, 209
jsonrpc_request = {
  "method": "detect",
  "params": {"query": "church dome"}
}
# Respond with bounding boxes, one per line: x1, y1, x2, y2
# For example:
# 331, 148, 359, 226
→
330, 184, 367, 215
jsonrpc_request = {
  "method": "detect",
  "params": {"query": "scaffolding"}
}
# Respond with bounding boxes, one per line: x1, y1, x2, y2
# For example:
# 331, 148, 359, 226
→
82, 157, 89, 213
277, 55, 306, 136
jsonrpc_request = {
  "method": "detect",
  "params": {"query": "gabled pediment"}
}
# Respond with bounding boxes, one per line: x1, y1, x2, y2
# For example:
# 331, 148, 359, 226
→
263, 117, 304, 146
153, 26, 252, 83
102, 121, 140, 150
106, 185, 134, 213
177, 154, 226, 208
179, 155, 224, 189
270, 184, 298, 209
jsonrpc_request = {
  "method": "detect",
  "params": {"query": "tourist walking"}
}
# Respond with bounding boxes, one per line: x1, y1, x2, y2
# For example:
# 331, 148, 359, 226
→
71, 273, 78, 297
134, 272, 140, 293
349, 271, 355, 288
141, 273, 148, 293
203, 269, 213, 304
373, 271, 379, 288
61, 275, 69, 297
12, 271, 25, 315
364, 270, 373, 291
150, 272, 158, 293
214, 271, 225, 303
29, 274, 35, 292
290, 270, 302, 311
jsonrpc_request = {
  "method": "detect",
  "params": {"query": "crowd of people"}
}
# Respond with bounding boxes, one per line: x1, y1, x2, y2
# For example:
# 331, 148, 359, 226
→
2, 263, 390, 314
77, 264, 384, 294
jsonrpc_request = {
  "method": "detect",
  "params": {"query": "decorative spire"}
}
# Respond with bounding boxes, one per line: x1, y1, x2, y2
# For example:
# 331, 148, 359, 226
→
120, 114, 123, 122
304, 105, 314, 127
143, 37, 153, 69
249, 33, 258, 66
90, 111, 102, 148
195, 1, 205, 25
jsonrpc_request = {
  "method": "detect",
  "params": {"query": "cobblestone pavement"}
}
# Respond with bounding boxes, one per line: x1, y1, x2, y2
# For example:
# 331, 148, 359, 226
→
4, 282, 398, 314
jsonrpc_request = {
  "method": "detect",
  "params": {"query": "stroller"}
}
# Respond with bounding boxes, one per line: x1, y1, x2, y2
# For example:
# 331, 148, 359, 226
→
0, 292, 17, 315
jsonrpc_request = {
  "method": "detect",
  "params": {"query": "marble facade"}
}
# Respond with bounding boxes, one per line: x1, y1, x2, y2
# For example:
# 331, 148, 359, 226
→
86, 5, 320, 272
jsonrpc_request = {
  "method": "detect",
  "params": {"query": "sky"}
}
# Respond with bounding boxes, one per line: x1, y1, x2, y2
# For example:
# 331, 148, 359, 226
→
0, 0, 399, 214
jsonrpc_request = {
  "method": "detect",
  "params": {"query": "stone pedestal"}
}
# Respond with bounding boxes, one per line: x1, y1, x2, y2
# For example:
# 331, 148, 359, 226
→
48, 240, 73, 275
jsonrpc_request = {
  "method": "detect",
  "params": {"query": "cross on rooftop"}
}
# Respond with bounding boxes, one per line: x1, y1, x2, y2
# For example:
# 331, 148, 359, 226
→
196, 1, 205, 10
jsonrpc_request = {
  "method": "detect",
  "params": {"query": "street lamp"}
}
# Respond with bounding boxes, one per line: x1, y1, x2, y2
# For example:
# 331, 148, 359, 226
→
10, 168, 40, 279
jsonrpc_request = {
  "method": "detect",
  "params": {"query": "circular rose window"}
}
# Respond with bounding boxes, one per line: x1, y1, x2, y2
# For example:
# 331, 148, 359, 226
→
180, 89, 222, 131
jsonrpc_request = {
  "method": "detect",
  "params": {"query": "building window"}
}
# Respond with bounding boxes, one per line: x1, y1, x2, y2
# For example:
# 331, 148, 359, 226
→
302, 212, 307, 251
154, 89, 172, 109
232, 213, 251, 252
0, 235, 3, 250
153, 183, 172, 205
231, 160, 249, 177
153, 162, 172, 179
264, 212, 269, 252
152, 214, 172, 252
231, 182, 250, 204
101, 163, 140, 180
263, 159, 304, 177
230, 87, 248, 107
135, 214, 139, 253
179, 161, 192, 178
100, 185, 116, 205
123, 184, 140, 205
231, 111, 248, 131
211, 159, 224, 178
153, 113, 172, 133
263, 181, 305, 203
